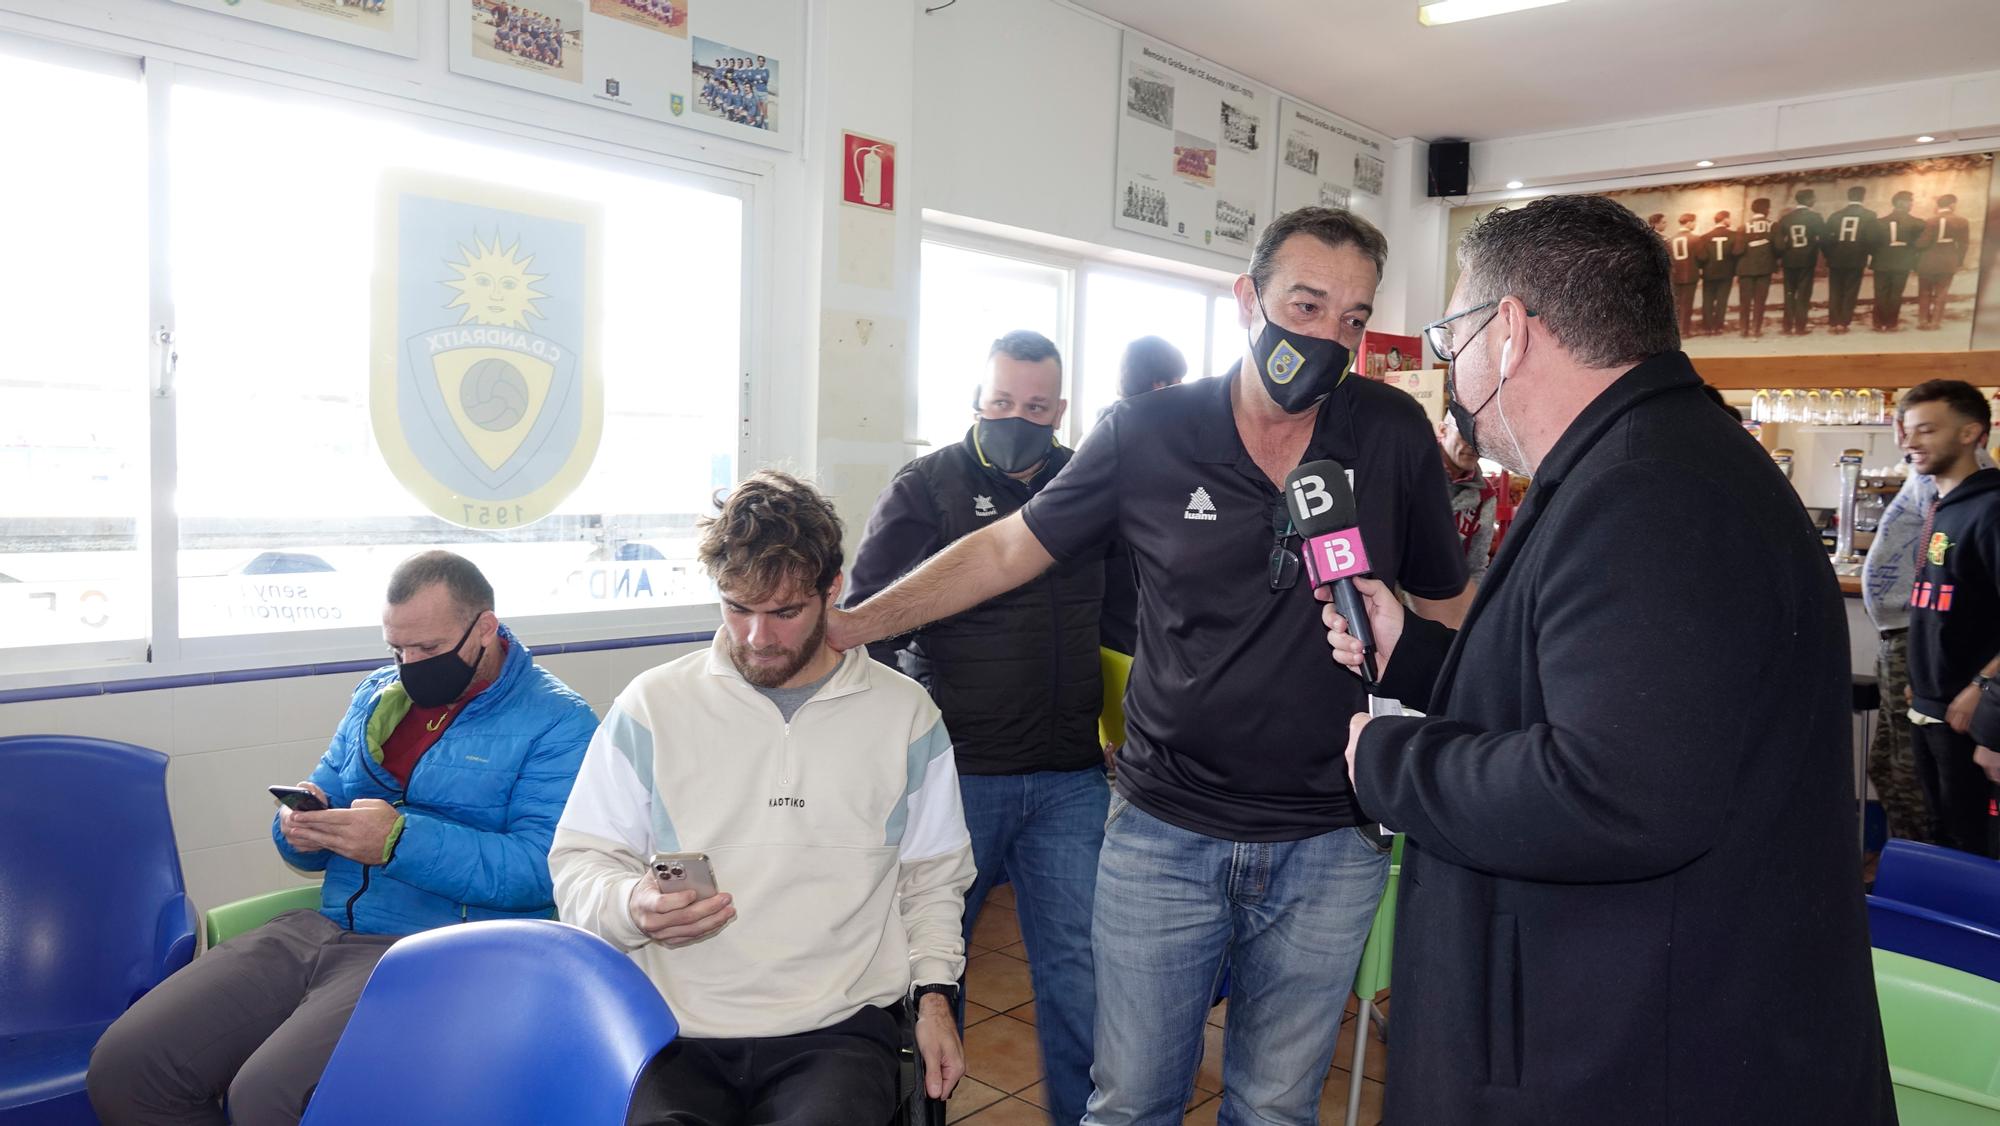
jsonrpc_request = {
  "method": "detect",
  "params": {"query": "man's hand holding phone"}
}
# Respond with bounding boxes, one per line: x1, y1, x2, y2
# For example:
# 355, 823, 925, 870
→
275, 781, 332, 853
628, 874, 735, 947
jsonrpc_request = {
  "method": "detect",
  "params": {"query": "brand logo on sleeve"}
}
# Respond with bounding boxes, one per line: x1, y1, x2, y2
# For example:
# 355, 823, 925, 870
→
973, 495, 996, 518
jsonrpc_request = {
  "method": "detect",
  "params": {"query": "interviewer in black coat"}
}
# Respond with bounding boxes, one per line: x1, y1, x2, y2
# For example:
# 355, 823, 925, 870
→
1327, 195, 1894, 1125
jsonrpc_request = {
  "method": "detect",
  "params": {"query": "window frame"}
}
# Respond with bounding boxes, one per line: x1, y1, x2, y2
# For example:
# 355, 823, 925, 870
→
0, 16, 777, 690
919, 222, 1240, 449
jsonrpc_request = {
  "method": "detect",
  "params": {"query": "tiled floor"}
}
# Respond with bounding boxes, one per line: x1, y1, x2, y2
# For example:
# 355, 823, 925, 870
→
950, 885, 1388, 1125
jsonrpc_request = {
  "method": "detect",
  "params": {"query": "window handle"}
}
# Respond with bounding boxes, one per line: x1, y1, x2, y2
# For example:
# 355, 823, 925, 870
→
156, 326, 177, 398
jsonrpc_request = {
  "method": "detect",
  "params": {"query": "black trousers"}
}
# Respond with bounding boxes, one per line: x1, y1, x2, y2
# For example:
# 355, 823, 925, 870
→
1782, 265, 1816, 331
1828, 267, 1865, 327
1873, 269, 1912, 328
1700, 274, 1734, 332
1738, 273, 1773, 332
625, 1006, 900, 1126
1673, 282, 1698, 336
1909, 722, 1996, 858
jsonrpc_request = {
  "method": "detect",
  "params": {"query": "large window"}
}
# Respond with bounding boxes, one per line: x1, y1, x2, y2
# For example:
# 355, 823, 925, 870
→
0, 48, 148, 664
917, 234, 1237, 453
169, 79, 741, 644
1, 41, 751, 678
915, 243, 1067, 452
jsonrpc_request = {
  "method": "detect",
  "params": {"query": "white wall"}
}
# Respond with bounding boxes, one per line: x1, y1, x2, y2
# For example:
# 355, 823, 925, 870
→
914, 0, 1249, 279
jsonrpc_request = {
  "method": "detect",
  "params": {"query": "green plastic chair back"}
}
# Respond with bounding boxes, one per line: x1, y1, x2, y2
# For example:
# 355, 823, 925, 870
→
1353, 835, 1405, 1000
1875, 946, 2000, 1124
1099, 647, 1133, 749
203, 884, 322, 949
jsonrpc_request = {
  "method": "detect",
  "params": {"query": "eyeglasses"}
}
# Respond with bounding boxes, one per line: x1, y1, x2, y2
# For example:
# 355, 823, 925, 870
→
1421, 300, 1537, 361
1268, 502, 1300, 592
1421, 301, 1498, 361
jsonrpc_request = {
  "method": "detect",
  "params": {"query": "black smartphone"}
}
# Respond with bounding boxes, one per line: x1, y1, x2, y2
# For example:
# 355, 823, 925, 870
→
269, 785, 326, 812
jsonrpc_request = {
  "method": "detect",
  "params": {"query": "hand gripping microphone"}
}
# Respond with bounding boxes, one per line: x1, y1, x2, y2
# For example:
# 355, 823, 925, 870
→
1283, 460, 1378, 688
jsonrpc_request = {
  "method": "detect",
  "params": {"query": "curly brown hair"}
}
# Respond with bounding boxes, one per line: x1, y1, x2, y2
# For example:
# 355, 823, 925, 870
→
697, 469, 845, 603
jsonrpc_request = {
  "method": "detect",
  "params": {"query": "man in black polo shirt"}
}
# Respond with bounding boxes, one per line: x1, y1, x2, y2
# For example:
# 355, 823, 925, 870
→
844, 329, 1106, 1126
832, 207, 1467, 1125
1900, 379, 2000, 857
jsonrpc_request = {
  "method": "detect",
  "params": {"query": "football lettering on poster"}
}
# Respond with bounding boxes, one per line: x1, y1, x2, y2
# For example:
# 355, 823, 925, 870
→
1448, 151, 1996, 359
1112, 31, 1277, 251
371, 172, 605, 529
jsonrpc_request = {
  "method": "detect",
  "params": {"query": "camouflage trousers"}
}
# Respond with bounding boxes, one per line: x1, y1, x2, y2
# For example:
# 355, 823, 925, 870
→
1873, 629, 1934, 845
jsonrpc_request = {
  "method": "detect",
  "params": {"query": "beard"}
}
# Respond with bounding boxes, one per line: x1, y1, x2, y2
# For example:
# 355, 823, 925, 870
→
729, 603, 829, 689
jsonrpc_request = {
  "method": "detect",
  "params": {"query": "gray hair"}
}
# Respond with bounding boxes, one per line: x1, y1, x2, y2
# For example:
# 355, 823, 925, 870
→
387, 550, 495, 617
1455, 194, 1679, 369
1249, 207, 1389, 292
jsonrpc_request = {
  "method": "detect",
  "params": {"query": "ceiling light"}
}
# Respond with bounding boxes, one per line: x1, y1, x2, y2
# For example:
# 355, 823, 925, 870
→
1916, 135, 1936, 143
1506, 180, 1524, 189
1696, 160, 1715, 168
1418, 0, 1569, 26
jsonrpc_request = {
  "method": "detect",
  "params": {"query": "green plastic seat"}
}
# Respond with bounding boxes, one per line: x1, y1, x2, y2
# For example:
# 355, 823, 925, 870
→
1346, 834, 1404, 1123
202, 884, 321, 949
1875, 946, 2000, 1125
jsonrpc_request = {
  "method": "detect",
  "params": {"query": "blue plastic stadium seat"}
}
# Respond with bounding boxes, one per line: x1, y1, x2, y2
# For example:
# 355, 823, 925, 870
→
1869, 895, 2000, 985
298, 920, 676, 1126
1876, 839, 2000, 932
0, 735, 196, 1125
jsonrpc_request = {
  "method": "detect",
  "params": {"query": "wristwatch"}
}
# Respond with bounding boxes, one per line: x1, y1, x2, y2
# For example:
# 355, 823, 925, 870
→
913, 982, 960, 1007
1976, 674, 1993, 691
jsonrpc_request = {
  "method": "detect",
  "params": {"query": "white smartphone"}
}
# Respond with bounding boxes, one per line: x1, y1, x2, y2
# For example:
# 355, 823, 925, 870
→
648, 851, 720, 901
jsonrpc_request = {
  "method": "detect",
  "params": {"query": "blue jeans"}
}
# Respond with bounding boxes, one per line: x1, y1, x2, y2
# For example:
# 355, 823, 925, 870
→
960, 767, 1110, 1126
1084, 796, 1389, 1126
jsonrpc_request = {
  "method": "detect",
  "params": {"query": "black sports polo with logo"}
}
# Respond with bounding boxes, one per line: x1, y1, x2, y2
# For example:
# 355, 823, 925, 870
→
1020, 371, 1466, 841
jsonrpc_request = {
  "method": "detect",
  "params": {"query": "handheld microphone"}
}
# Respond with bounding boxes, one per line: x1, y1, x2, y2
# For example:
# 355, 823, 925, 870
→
1283, 460, 1378, 688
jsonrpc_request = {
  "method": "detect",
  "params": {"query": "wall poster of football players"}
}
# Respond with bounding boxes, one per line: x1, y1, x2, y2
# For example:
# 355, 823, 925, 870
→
1448, 152, 1994, 359
1113, 30, 1276, 255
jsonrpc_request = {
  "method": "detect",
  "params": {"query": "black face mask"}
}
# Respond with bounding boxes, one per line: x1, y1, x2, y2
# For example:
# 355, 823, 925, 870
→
399, 617, 485, 708
1445, 359, 1498, 459
1249, 286, 1353, 414
973, 416, 1057, 475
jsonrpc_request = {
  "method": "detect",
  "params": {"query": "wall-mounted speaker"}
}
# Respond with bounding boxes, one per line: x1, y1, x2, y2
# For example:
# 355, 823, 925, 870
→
1428, 141, 1470, 198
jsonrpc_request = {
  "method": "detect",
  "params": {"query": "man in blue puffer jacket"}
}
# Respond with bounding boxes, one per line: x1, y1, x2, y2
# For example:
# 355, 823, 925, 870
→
89, 551, 597, 1126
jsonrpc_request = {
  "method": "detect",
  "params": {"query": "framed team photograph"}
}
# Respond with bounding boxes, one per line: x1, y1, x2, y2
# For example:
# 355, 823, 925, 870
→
691, 38, 781, 133
588, 0, 687, 38
1172, 132, 1217, 187
470, 0, 586, 83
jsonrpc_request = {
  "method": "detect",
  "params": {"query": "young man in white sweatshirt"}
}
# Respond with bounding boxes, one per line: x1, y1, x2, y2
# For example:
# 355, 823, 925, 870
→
550, 470, 974, 1124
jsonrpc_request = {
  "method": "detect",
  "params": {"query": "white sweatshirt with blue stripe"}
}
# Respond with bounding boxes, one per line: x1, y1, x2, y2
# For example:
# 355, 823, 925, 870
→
550, 635, 976, 1039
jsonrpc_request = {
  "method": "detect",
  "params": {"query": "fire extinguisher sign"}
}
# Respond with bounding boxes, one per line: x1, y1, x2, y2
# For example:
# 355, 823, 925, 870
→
841, 132, 896, 213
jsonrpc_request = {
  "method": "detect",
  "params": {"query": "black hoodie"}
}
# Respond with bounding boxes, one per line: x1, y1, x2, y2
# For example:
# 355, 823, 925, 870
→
1908, 467, 2000, 718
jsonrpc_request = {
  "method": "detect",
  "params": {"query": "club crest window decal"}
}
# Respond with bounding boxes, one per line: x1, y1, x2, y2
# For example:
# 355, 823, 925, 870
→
371, 171, 604, 529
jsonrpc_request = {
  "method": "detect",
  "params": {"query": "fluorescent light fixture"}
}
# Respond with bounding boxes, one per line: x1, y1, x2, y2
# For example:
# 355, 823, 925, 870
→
1695, 160, 1715, 168
1506, 180, 1524, 189
1916, 135, 1936, 143
1419, 0, 1568, 25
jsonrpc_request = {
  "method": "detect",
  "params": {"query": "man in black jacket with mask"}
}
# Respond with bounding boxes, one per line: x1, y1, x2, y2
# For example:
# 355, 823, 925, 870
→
1327, 194, 1892, 1124
846, 330, 1105, 1126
